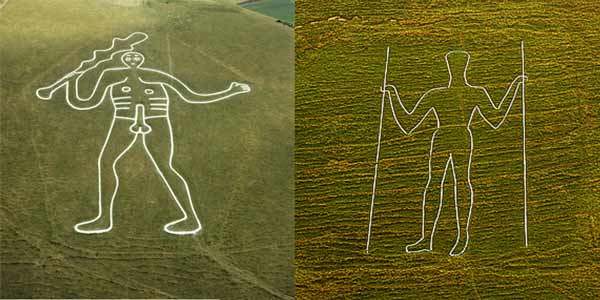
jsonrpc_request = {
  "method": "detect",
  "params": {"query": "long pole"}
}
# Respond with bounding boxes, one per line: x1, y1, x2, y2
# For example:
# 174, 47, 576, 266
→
521, 41, 528, 247
366, 47, 390, 254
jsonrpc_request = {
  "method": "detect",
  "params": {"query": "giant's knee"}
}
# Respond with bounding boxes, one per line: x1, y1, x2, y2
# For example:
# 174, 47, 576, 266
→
162, 166, 183, 179
98, 156, 124, 171
151, 161, 178, 176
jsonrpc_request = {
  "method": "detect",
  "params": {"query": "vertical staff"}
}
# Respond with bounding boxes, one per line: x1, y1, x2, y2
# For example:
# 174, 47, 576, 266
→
366, 47, 390, 254
521, 41, 528, 247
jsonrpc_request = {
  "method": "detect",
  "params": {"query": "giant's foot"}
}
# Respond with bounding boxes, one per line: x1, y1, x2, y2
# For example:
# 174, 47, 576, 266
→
74, 216, 112, 234
405, 238, 432, 253
164, 217, 202, 235
449, 234, 469, 256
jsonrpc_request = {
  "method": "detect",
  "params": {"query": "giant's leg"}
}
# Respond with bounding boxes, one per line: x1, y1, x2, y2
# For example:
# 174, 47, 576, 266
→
143, 117, 202, 235
448, 148, 475, 256
75, 118, 138, 234
406, 138, 453, 253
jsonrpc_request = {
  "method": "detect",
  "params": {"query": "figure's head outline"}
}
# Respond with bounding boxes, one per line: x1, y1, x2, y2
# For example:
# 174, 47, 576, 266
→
444, 50, 471, 86
121, 51, 145, 68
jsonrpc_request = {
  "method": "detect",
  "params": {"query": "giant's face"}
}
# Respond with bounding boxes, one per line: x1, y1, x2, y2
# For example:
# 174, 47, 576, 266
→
121, 52, 145, 68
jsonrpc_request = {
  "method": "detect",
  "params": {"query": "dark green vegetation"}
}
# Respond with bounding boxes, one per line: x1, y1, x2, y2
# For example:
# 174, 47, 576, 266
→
0, 0, 293, 298
296, 0, 599, 299
240, 0, 294, 26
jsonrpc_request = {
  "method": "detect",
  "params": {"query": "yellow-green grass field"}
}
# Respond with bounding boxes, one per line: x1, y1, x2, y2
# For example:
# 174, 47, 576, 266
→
296, 0, 599, 299
0, 0, 293, 298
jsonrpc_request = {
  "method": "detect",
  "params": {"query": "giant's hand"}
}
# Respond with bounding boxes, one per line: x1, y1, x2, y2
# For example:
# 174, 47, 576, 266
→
230, 82, 251, 94
515, 75, 528, 83
380, 84, 395, 94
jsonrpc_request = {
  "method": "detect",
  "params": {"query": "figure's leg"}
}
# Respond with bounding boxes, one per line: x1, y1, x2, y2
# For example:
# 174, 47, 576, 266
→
75, 118, 137, 234
406, 151, 452, 253
143, 117, 202, 235
448, 150, 475, 256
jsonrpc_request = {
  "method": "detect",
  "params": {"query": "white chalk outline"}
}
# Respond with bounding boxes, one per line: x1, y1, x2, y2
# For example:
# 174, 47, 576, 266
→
366, 45, 528, 256
35, 32, 251, 235
521, 41, 528, 247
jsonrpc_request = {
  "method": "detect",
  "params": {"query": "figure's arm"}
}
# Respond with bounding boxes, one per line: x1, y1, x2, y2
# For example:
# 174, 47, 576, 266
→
64, 68, 122, 110
142, 69, 251, 104
384, 84, 439, 134
475, 75, 527, 129
36, 68, 119, 110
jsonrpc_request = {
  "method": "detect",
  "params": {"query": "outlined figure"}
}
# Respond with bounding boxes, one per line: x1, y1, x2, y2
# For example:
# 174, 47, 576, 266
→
366, 44, 528, 256
36, 32, 251, 235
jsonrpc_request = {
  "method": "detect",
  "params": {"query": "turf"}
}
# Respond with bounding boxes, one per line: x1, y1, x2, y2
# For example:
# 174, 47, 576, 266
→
295, 0, 600, 299
0, 0, 293, 299
240, 0, 294, 25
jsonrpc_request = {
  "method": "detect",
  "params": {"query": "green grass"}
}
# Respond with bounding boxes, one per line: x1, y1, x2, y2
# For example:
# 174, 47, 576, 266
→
241, 0, 294, 25
0, 0, 293, 299
295, 0, 600, 299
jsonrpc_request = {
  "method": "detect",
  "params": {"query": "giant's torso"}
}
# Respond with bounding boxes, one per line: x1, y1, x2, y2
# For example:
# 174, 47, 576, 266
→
110, 74, 169, 119
429, 87, 483, 129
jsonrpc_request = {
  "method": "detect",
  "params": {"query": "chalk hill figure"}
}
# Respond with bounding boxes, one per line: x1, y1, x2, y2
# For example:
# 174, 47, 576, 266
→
36, 32, 251, 235
367, 47, 528, 256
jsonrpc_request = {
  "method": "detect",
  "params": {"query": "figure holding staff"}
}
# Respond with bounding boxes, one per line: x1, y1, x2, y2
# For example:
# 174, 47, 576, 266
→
367, 46, 527, 256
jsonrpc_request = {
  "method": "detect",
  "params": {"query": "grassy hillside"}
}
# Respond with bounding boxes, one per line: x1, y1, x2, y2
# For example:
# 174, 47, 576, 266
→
0, 0, 293, 299
295, 0, 599, 299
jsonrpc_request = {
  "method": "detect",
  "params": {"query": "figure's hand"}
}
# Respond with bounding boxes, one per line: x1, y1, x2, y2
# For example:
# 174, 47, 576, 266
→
380, 84, 393, 93
515, 74, 528, 82
36, 86, 54, 100
230, 82, 251, 93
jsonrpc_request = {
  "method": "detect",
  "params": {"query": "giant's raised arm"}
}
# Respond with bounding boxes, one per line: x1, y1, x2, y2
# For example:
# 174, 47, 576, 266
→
474, 75, 527, 129
36, 67, 121, 110
36, 31, 147, 109
385, 84, 440, 134
141, 69, 251, 104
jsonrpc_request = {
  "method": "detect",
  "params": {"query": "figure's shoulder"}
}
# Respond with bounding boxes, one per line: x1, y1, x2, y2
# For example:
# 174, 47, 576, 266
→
138, 67, 163, 75
137, 68, 172, 84
421, 86, 448, 98
466, 83, 488, 93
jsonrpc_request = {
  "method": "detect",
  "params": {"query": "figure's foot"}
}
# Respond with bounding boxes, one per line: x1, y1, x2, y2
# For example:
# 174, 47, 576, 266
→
449, 234, 469, 256
405, 238, 432, 253
74, 217, 112, 234
164, 217, 202, 235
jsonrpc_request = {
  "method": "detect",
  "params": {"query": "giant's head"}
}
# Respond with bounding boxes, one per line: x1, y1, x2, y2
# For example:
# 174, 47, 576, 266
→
121, 51, 145, 68
444, 50, 470, 84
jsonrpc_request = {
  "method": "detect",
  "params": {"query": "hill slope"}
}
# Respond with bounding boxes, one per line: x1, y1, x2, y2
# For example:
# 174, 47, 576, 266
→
295, 1, 599, 299
0, 0, 294, 299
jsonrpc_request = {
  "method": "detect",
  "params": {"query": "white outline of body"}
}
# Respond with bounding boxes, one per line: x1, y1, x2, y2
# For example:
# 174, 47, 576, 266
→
366, 47, 527, 256
35, 32, 251, 235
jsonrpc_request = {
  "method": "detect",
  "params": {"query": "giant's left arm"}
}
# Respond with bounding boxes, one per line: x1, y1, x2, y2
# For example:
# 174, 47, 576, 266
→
142, 69, 251, 104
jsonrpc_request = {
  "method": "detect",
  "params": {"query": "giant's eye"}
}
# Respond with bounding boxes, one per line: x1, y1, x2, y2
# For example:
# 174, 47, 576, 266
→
125, 57, 132, 62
